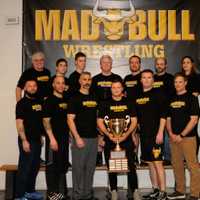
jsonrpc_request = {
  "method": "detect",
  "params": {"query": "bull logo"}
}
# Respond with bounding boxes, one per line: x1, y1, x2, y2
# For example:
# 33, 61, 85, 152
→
93, 0, 136, 40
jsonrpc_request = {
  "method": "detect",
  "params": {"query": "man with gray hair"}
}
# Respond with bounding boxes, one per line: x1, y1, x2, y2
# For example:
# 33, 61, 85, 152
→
90, 55, 122, 166
16, 51, 51, 102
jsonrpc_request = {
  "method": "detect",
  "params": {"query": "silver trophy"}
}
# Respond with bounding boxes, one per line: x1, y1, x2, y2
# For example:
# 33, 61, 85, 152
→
104, 115, 130, 172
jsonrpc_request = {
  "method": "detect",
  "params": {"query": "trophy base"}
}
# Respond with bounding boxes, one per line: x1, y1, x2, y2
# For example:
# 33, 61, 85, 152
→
109, 150, 129, 173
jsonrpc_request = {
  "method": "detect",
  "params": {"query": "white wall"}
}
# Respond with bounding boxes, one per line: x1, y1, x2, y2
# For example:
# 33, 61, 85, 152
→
0, 0, 199, 191
0, 0, 22, 190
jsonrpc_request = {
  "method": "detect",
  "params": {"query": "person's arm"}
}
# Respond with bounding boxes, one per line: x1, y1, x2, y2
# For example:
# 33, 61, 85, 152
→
180, 116, 199, 137
43, 117, 58, 151
166, 117, 177, 142
67, 114, 85, 148
16, 119, 30, 152
97, 118, 111, 138
118, 117, 137, 143
156, 118, 166, 144
16, 87, 22, 102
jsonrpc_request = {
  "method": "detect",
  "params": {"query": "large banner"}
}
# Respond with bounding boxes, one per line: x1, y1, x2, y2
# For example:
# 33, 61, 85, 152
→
23, 0, 200, 76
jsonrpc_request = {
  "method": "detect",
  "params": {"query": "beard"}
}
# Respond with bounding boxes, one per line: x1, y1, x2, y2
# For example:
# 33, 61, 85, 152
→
25, 91, 38, 98
156, 67, 165, 74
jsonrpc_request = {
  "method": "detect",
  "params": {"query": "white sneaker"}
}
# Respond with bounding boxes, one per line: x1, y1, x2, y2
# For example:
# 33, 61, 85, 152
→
133, 189, 141, 200
111, 190, 118, 200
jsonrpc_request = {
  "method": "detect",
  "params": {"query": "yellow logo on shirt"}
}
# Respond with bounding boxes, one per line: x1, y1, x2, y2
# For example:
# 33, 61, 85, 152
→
32, 104, 42, 111
136, 97, 150, 104
83, 101, 97, 107
125, 80, 137, 87
153, 81, 164, 88
97, 81, 112, 87
110, 105, 128, 112
59, 103, 67, 109
152, 147, 161, 159
170, 101, 186, 108
37, 76, 49, 82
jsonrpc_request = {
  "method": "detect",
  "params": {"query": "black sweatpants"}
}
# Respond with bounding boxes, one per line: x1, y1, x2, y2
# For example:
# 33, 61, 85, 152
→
104, 137, 138, 193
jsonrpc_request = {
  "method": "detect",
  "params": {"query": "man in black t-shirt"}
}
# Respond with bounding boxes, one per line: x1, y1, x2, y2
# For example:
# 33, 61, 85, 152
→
16, 52, 51, 101
43, 76, 70, 200
124, 55, 142, 101
48, 58, 70, 98
67, 72, 98, 200
167, 73, 200, 200
153, 57, 175, 165
68, 52, 86, 97
90, 55, 122, 166
123, 55, 142, 168
135, 69, 168, 200
97, 80, 138, 200
15, 80, 44, 200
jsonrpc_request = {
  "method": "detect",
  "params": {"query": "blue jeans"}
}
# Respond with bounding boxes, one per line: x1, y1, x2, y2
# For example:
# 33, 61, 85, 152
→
15, 138, 41, 198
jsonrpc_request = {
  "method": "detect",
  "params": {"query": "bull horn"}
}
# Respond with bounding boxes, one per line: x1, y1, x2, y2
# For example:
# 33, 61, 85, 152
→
121, 0, 136, 18
93, 0, 107, 18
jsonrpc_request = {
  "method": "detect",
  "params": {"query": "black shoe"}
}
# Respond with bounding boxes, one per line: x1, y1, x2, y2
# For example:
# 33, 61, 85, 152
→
157, 191, 167, 200
167, 191, 186, 200
163, 160, 171, 166
143, 188, 159, 199
40, 158, 46, 167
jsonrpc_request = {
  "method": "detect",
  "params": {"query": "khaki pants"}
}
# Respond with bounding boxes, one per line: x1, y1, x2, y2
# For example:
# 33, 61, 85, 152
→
170, 137, 200, 197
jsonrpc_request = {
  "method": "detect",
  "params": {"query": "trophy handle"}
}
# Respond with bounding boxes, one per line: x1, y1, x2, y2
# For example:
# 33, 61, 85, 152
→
104, 116, 111, 132
124, 115, 131, 132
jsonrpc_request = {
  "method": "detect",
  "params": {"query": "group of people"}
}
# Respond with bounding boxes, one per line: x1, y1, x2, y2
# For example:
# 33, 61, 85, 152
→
14, 51, 200, 200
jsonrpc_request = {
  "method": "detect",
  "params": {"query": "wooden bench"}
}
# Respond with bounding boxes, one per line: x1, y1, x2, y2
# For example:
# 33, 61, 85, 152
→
0, 164, 179, 200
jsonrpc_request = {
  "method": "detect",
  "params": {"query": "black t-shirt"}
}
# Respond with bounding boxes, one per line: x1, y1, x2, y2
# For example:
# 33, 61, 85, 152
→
185, 73, 200, 94
68, 70, 81, 97
43, 94, 69, 141
98, 97, 137, 142
48, 75, 70, 99
90, 73, 122, 102
68, 92, 98, 138
17, 67, 51, 99
134, 88, 167, 138
124, 73, 142, 100
153, 73, 175, 100
168, 92, 199, 137
16, 96, 44, 142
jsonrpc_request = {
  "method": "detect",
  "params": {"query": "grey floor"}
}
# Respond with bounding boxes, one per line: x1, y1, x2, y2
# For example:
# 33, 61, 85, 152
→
0, 188, 180, 200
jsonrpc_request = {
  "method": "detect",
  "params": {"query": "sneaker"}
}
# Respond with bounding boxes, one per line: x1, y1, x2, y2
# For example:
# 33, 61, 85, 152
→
111, 190, 118, 200
143, 188, 160, 199
133, 189, 141, 200
25, 191, 43, 199
157, 191, 167, 200
47, 192, 65, 200
167, 191, 186, 200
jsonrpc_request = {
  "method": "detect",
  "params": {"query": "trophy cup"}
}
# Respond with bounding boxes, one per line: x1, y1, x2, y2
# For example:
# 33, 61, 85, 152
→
104, 115, 130, 172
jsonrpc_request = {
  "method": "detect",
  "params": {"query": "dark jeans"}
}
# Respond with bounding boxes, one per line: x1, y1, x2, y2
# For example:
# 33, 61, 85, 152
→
15, 138, 41, 198
45, 137, 69, 195
104, 137, 138, 193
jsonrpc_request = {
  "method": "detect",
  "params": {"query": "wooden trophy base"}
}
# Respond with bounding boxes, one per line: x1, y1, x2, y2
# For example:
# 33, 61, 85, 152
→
108, 150, 129, 173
